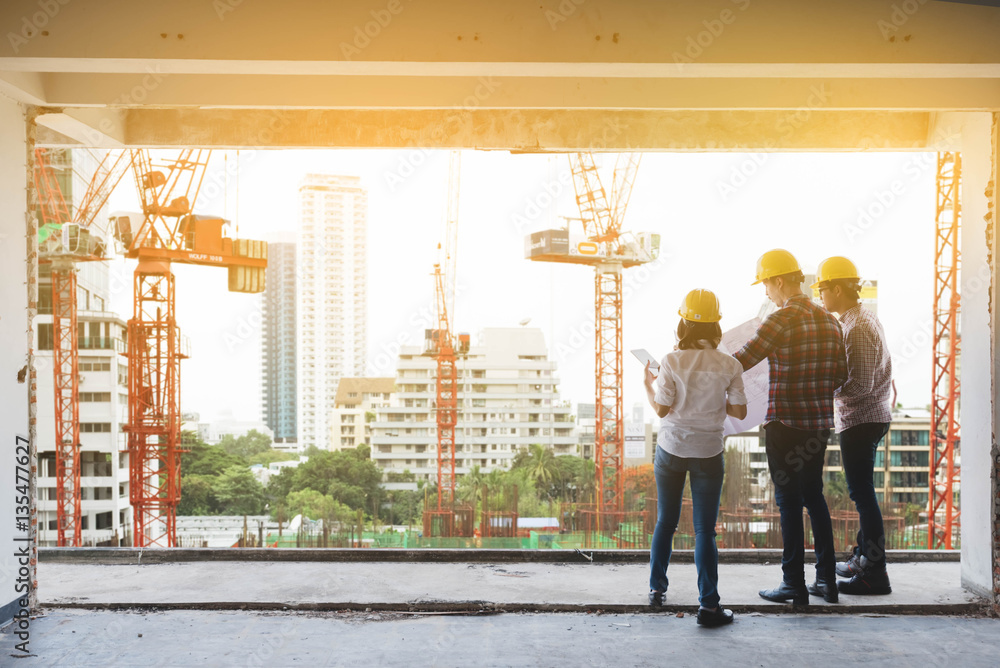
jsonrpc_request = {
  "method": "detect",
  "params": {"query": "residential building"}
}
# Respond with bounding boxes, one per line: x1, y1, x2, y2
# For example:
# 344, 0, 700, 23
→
196, 419, 274, 445
261, 240, 297, 445
577, 403, 595, 460
330, 377, 395, 451
370, 328, 577, 480
296, 174, 368, 451
34, 149, 130, 547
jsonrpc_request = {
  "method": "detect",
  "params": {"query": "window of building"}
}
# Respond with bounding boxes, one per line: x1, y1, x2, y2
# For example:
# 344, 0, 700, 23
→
890, 471, 929, 488
80, 423, 112, 433
890, 429, 930, 446
80, 392, 112, 402
890, 450, 930, 467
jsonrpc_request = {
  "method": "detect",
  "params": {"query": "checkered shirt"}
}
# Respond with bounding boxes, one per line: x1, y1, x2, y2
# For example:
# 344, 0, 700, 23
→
834, 304, 893, 432
734, 293, 848, 431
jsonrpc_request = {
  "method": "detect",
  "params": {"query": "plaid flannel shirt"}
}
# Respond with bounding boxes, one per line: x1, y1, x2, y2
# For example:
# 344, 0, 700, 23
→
834, 304, 893, 432
734, 294, 847, 431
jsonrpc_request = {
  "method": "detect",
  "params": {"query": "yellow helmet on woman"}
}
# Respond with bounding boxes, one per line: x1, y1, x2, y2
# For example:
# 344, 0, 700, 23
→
679, 289, 722, 323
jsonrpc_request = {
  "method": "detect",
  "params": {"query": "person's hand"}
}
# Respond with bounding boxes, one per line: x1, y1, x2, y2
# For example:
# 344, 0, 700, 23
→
643, 361, 656, 388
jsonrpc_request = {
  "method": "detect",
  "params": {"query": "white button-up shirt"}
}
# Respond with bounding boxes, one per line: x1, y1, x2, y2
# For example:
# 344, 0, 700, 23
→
654, 348, 747, 458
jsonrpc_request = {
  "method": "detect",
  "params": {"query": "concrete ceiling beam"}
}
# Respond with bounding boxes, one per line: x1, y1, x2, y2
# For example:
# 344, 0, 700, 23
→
17, 74, 1000, 111
102, 108, 933, 151
35, 108, 125, 147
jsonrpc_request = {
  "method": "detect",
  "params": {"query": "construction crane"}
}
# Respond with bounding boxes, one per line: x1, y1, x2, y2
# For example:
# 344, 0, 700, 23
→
929, 152, 961, 549
422, 150, 471, 538
114, 150, 267, 548
33, 147, 132, 547
525, 153, 659, 529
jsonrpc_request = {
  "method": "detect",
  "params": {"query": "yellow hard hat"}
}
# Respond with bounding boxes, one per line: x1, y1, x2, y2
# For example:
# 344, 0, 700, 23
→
752, 249, 801, 285
678, 288, 722, 323
811, 256, 860, 288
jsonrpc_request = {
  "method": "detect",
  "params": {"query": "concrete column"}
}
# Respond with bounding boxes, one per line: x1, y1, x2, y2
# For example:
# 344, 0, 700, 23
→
951, 112, 998, 598
0, 96, 32, 625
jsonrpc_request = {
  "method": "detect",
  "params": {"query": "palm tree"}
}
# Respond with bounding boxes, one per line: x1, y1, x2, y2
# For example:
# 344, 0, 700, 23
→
458, 464, 485, 505
526, 443, 558, 492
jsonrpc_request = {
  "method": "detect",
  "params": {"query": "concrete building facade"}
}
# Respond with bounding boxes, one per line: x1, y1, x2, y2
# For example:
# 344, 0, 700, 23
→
261, 241, 297, 445
370, 328, 577, 480
329, 377, 395, 451
296, 174, 368, 451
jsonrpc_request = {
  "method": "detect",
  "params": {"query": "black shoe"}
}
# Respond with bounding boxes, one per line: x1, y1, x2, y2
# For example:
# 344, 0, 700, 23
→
807, 577, 839, 603
838, 569, 892, 595
759, 582, 809, 606
836, 552, 866, 578
648, 590, 665, 607
697, 607, 734, 627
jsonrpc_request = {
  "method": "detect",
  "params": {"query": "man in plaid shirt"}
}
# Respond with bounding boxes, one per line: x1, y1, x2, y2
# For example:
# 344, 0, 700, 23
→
814, 256, 893, 596
734, 249, 847, 605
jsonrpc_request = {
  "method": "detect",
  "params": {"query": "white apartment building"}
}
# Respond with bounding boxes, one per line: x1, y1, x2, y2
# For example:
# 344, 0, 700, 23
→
297, 174, 368, 451
36, 262, 131, 547
329, 377, 395, 451
371, 328, 577, 481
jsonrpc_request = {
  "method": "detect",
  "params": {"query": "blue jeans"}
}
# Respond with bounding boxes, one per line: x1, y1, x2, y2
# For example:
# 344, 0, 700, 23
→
840, 422, 891, 570
763, 421, 836, 586
649, 447, 724, 609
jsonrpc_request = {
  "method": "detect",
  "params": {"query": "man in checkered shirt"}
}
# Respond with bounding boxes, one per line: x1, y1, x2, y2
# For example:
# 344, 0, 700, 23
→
734, 249, 848, 606
814, 256, 893, 596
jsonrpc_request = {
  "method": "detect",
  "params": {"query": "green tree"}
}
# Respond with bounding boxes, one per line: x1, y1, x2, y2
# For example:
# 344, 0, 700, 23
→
248, 449, 299, 467
177, 474, 217, 515
181, 432, 246, 476
213, 465, 267, 515
218, 429, 273, 461
278, 444, 384, 517
285, 489, 341, 522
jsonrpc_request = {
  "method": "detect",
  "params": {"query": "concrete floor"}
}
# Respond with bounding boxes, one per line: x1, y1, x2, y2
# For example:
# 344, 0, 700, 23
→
3, 609, 999, 667
38, 560, 980, 614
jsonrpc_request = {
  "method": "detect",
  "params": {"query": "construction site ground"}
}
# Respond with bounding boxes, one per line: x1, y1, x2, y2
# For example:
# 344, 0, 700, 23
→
5, 550, 999, 665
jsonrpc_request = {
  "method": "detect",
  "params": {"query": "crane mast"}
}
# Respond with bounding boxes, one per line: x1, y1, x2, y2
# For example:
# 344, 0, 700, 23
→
122, 149, 267, 547
929, 152, 961, 549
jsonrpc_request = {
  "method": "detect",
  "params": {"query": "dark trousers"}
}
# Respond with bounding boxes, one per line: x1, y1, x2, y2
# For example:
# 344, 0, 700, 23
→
763, 421, 836, 585
840, 422, 890, 570
649, 448, 725, 609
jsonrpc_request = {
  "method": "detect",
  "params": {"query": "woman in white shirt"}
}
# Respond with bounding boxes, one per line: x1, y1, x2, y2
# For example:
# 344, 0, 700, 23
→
642, 289, 747, 628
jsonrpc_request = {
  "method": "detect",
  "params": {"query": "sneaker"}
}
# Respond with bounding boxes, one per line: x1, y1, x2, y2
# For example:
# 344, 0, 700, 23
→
837, 569, 892, 595
648, 590, 665, 607
697, 607, 734, 627
835, 552, 867, 578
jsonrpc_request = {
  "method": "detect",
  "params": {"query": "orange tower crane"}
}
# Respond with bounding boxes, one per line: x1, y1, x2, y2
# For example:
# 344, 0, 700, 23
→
116, 149, 267, 548
928, 152, 961, 549
422, 151, 471, 538
525, 153, 659, 525
33, 147, 132, 547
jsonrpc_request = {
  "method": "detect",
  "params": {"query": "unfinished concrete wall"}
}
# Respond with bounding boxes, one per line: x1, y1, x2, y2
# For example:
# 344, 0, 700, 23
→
0, 97, 31, 625
947, 112, 998, 597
